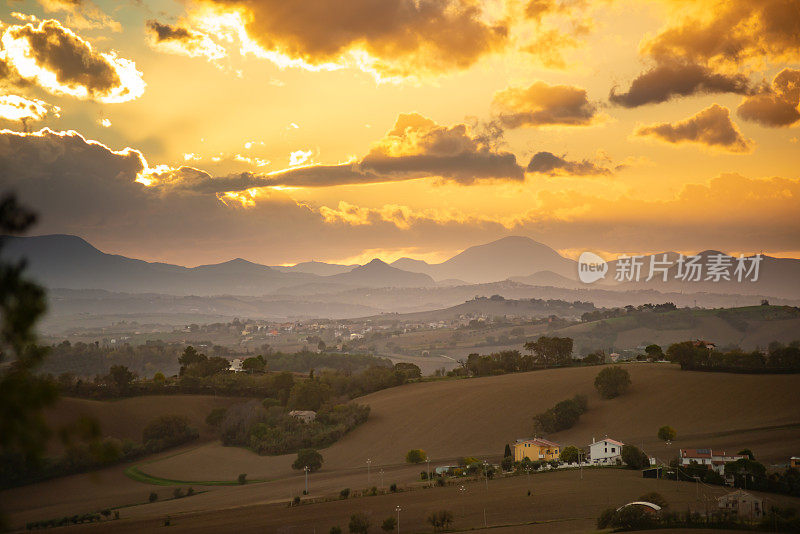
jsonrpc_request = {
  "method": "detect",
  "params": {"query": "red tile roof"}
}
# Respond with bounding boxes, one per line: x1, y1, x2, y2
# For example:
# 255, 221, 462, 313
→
516, 437, 560, 448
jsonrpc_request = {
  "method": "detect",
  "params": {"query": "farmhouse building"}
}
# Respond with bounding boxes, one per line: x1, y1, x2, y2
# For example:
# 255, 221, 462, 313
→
679, 448, 747, 475
289, 410, 317, 423
589, 437, 624, 464
791, 457, 800, 468
514, 437, 560, 462
228, 358, 243, 372
717, 490, 763, 519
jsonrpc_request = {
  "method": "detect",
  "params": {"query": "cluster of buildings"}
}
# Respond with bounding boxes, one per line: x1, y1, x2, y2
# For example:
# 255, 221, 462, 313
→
512, 436, 629, 465
511, 436, 774, 520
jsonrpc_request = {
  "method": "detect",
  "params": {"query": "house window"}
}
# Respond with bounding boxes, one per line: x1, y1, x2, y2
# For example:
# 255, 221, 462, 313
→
611, 448, 615, 453
604, 448, 607, 453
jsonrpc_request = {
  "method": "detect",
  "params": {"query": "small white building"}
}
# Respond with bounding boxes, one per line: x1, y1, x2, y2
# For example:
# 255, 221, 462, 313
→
229, 358, 243, 372
289, 410, 317, 423
589, 437, 624, 465
718, 490, 764, 519
680, 448, 747, 475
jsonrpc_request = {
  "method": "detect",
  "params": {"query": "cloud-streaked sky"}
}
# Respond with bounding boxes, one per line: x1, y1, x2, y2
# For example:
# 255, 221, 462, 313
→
0, 0, 798, 266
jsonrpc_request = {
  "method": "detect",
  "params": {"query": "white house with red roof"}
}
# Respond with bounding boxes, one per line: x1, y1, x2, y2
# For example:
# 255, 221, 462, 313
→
679, 448, 747, 475
589, 437, 624, 464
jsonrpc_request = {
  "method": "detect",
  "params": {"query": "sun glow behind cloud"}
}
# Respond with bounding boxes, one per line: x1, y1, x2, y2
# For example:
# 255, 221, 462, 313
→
1, 20, 145, 103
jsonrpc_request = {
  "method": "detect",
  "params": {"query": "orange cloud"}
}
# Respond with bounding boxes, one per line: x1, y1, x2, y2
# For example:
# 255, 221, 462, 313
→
0, 19, 145, 103
738, 68, 800, 128
613, 0, 799, 107
192, 0, 507, 79
492, 81, 599, 128
146, 20, 226, 61
633, 104, 753, 153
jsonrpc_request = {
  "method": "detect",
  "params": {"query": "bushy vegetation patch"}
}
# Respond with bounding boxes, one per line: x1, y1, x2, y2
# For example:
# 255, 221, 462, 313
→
220, 400, 369, 455
667, 340, 800, 373
532, 394, 588, 434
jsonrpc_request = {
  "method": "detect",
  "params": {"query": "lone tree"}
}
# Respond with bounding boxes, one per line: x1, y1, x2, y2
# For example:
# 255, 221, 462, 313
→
427, 510, 454, 532
381, 516, 396, 532
293, 449, 323, 472
560, 446, 581, 464
644, 344, 664, 360
504, 443, 512, 458
348, 513, 370, 534
594, 366, 631, 399
405, 449, 427, 464
621, 444, 649, 470
657, 425, 676, 442
108, 365, 135, 392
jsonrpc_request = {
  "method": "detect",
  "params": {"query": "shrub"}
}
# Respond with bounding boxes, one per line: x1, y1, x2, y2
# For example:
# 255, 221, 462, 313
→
348, 513, 370, 534
238, 473, 247, 485
292, 449, 323, 472
639, 492, 668, 508
340, 488, 350, 499
427, 510, 454, 532
657, 425, 676, 442
186, 487, 194, 497
436, 477, 445, 487
330, 527, 342, 534
597, 507, 616, 529
533, 395, 588, 433
501, 456, 514, 471
148, 492, 158, 503
560, 446, 581, 464
293, 496, 301, 505
594, 366, 631, 399
172, 488, 183, 499
101, 509, 111, 518
420, 471, 428, 480
621, 445, 649, 469
390, 483, 397, 492
381, 516, 396, 532
142, 414, 199, 452
205, 407, 227, 428
405, 449, 427, 464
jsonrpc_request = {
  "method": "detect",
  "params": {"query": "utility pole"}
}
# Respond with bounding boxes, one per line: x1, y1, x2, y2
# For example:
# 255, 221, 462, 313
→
367, 458, 372, 486
427, 458, 431, 486
380, 468, 384, 489
304, 465, 309, 495
395, 506, 401, 534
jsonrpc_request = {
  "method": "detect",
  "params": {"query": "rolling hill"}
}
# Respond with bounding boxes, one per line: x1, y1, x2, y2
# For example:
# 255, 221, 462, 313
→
1, 235, 432, 295
1, 235, 317, 295
141, 363, 800, 483
391, 236, 576, 283
325, 259, 436, 288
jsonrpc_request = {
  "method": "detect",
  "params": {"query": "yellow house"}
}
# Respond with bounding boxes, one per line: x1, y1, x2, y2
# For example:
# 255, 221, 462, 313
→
514, 437, 560, 462
791, 457, 800, 469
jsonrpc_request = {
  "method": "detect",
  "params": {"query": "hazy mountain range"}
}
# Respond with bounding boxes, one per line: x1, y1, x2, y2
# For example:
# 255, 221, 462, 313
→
3, 234, 799, 300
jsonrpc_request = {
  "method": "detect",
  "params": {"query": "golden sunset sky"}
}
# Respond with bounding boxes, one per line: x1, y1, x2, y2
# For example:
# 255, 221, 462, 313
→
0, 0, 798, 266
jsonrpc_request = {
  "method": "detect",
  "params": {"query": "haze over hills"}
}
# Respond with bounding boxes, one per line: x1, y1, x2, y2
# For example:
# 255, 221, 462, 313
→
4, 234, 800, 311
271, 261, 356, 276
390, 235, 576, 282
326, 259, 435, 288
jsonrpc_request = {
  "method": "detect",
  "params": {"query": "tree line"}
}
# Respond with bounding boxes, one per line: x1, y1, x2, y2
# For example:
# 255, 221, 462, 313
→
666, 340, 800, 373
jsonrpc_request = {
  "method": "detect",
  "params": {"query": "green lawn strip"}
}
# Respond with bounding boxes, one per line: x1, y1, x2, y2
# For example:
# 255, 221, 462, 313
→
447, 517, 588, 532
124, 464, 268, 486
